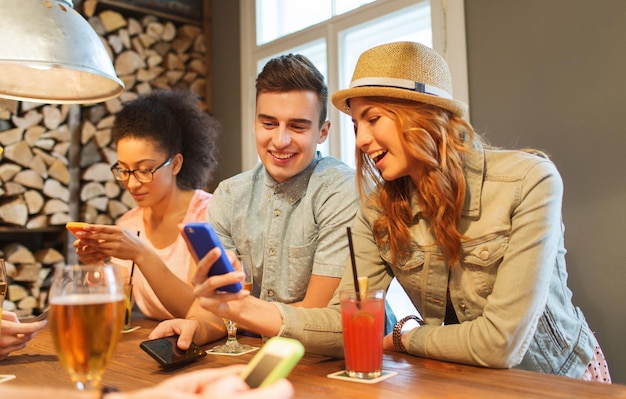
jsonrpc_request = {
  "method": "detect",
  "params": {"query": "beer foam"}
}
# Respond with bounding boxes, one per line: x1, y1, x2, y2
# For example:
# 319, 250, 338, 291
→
49, 293, 124, 305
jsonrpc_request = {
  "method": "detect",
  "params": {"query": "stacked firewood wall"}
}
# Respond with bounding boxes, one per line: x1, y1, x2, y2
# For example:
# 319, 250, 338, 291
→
0, 102, 76, 227
0, 100, 77, 317
79, 5, 208, 224
0, 3, 208, 317
1, 244, 65, 318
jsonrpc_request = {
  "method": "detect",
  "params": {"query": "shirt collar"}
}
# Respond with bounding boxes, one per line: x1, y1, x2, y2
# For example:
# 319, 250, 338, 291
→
263, 151, 322, 203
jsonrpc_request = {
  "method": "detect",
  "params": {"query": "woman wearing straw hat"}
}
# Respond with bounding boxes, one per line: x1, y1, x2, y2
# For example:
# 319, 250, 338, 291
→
171, 42, 610, 381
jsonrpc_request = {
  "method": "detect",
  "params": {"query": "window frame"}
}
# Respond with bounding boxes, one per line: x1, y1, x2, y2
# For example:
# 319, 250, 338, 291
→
239, 0, 468, 170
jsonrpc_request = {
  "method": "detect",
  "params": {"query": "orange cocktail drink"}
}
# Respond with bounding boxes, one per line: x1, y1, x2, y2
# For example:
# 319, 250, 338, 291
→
340, 289, 385, 379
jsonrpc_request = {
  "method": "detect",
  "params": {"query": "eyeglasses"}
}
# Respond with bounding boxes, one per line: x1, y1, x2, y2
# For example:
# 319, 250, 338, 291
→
110, 157, 173, 183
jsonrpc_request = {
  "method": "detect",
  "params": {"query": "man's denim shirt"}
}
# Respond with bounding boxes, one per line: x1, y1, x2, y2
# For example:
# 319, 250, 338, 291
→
207, 152, 357, 304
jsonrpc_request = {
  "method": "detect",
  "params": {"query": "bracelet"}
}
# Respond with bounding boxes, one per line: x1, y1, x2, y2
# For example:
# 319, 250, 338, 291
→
392, 315, 424, 353
100, 385, 120, 399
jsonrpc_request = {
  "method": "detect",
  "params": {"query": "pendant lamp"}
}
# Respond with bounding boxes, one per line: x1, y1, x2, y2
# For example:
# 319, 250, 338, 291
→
0, 0, 124, 104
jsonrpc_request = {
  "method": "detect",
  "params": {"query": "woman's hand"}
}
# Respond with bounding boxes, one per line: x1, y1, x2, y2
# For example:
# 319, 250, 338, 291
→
148, 318, 199, 351
138, 365, 293, 399
383, 325, 421, 352
191, 247, 251, 320
383, 332, 395, 351
188, 245, 283, 338
0, 311, 47, 360
111, 365, 293, 399
0, 365, 294, 399
74, 224, 143, 263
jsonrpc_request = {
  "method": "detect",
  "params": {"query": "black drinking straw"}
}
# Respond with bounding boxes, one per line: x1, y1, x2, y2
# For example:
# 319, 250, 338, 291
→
346, 227, 361, 303
129, 230, 140, 284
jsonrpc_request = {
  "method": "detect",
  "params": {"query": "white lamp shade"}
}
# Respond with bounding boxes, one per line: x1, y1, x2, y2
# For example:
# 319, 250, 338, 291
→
0, 0, 124, 104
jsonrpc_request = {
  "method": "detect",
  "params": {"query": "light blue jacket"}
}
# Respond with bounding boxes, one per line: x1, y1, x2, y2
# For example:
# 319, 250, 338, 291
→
276, 143, 596, 378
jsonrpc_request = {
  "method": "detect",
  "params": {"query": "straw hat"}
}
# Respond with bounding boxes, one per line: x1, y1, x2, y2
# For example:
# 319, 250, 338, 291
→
331, 41, 467, 117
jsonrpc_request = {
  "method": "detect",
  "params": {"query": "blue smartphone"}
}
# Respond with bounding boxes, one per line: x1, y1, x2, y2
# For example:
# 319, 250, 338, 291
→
182, 222, 242, 293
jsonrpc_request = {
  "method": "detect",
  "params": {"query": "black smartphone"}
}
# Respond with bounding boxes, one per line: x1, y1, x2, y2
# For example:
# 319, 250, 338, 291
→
240, 337, 305, 388
139, 335, 207, 369
182, 222, 242, 293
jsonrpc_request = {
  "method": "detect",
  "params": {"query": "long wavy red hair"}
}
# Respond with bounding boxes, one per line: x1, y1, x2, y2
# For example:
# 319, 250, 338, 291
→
355, 97, 476, 265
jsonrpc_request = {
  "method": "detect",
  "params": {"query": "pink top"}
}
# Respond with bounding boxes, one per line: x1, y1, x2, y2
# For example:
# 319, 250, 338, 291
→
112, 189, 211, 320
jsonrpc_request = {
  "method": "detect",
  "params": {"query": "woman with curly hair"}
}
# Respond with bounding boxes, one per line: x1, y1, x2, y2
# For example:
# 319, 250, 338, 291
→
73, 89, 220, 320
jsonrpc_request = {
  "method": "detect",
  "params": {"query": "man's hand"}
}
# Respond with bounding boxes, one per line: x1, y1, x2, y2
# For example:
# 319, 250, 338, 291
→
148, 318, 199, 350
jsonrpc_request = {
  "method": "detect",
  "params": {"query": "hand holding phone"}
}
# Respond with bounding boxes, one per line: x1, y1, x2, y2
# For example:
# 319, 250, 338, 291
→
140, 335, 207, 369
66, 221, 87, 237
240, 337, 304, 388
182, 222, 242, 293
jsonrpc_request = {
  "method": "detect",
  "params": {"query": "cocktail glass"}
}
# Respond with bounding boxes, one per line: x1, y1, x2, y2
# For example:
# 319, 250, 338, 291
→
210, 255, 254, 354
340, 289, 385, 379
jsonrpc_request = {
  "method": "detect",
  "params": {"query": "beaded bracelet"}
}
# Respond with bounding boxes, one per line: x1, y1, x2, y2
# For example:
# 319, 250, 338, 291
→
392, 315, 424, 353
100, 385, 120, 399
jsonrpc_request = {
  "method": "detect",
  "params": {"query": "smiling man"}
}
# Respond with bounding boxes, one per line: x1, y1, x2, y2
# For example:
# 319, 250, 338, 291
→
150, 55, 398, 347
205, 54, 357, 309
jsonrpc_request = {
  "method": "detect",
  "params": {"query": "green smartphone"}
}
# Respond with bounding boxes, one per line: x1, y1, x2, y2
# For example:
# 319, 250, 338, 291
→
241, 337, 304, 388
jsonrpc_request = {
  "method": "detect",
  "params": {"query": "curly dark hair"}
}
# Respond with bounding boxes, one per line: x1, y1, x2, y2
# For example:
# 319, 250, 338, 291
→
111, 89, 220, 190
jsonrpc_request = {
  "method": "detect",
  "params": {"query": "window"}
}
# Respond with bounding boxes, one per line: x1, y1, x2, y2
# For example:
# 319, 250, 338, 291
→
241, 0, 469, 170
336, 2, 432, 165
256, 0, 376, 45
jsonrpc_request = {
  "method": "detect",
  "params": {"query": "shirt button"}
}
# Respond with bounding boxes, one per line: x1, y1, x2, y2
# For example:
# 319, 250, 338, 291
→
479, 248, 489, 260
274, 210, 281, 217
460, 303, 467, 310
269, 248, 276, 256
267, 290, 275, 297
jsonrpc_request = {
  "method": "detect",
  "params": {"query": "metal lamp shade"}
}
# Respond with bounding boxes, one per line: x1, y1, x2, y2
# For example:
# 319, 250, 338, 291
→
0, 0, 124, 104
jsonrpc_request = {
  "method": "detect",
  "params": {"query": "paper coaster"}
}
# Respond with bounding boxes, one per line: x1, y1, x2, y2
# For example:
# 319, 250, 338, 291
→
327, 370, 398, 384
122, 326, 142, 334
0, 375, 16, 384
206, 346, 259, 356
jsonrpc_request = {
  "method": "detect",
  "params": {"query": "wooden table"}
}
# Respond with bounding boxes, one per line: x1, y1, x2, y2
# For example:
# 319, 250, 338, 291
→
2, 318, 625, 398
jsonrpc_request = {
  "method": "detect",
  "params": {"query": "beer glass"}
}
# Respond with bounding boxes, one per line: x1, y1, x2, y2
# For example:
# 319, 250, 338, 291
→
210, 255, 253, 354
48, 264, 125, 391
